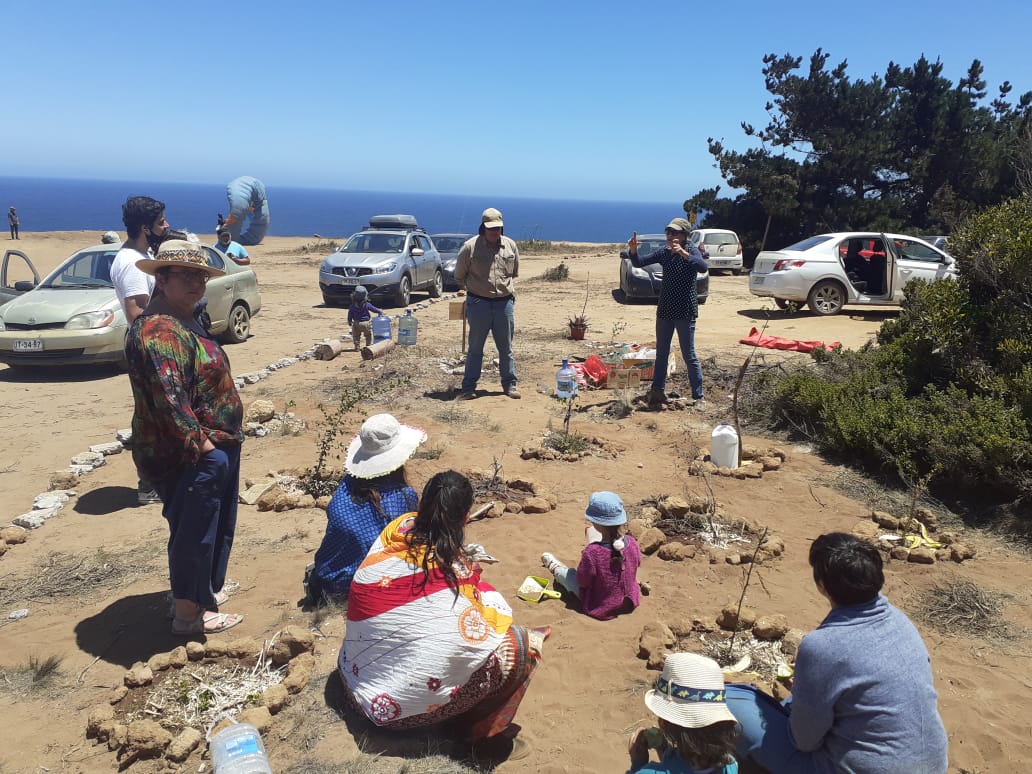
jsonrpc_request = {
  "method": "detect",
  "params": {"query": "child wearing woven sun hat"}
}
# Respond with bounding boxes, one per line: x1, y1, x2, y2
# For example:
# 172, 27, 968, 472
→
540, 491, 642, 620
628, 652, 739, 773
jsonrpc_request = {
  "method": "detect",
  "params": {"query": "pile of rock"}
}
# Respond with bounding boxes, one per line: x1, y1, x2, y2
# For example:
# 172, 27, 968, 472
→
86, 626, 315, 766
850, 507, 976, 564
520, 435, 624, 462
626, 495, 785, 566
686, 444, 788, 479
242, 399, 306, 438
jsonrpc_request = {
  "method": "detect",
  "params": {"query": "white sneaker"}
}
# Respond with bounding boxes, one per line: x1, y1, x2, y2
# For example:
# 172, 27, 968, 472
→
540, 552, 561, 574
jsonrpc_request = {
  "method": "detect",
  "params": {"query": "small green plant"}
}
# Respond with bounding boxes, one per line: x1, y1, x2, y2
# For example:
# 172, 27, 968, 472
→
197, 688, 214, 712
28, 654, 62, 684
543, 429, 591, 455
541, 261, 570, 281
299, 239, 340, 254
609, 319, 628, 342
176, 678, 192, 704
412, 444, 444, 460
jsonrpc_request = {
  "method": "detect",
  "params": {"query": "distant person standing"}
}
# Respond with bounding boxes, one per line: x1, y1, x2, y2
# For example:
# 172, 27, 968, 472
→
113, 196, 169, 506
8, 207, 19, 239
626, 218, 707, 409
454, 207, 521, 400
216, 227, 250, 265
347, 285, 382, 351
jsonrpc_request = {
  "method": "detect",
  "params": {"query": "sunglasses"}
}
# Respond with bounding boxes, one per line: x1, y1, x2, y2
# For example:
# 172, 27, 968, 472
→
167, 269, 209, 284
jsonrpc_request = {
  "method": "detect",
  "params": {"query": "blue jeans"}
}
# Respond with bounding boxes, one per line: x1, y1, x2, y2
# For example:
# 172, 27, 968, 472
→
653, 316, 703, 400
462, 294, 516, 392
553, 567, 579, 598
153, 446, 240, 609
725, 684, 819, 774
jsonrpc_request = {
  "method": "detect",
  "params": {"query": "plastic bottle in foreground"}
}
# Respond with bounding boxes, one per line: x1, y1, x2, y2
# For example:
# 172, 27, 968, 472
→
209, 722, 273, 774
556, 358, 578, 399
398, 309, 418, 345
711, 423, 740, 469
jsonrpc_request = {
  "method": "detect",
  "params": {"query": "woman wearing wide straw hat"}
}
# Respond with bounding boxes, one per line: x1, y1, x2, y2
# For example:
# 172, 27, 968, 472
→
628, 652, 739, 773
305, 414, 425, 604
125, 239, 244, 635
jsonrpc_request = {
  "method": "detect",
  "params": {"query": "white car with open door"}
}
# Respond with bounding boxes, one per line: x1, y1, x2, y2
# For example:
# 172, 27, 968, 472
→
749, 232, 956, 315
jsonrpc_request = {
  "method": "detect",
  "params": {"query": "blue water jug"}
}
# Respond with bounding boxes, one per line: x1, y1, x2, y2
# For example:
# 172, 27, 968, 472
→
556, 358, 578, 399
372, 314, 392, 343
398, 310, 418, 346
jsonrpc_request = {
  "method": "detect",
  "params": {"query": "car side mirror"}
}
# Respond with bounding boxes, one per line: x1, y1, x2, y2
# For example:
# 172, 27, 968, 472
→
410, 247, 425, 257
14, 280, 36, 292
943, 255, 955, 265
619, 250, 630, 259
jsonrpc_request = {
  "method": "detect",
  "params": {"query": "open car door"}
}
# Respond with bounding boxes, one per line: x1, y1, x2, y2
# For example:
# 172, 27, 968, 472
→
0, 250, 42, 308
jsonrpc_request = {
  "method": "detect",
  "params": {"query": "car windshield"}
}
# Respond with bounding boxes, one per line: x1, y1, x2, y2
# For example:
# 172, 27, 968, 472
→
41, 249, 117, 288
637, 240, 667, 259
340, 233, 405, 253
433, 237, 467, 252
782, 236, 833, 252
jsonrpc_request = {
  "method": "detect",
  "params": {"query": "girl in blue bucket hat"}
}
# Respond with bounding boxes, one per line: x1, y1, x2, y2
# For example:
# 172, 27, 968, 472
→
540, 491, 642, 620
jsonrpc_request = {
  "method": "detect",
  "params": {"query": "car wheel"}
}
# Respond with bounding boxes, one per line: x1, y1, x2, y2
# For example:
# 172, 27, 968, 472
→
807, 281, 847, 316
322, 295, 341, 307
394, 274, 412, 307
774, 297, 792, 310
428, 269, 443, 298
222, 303, 251, 343
733, 267, 747, 276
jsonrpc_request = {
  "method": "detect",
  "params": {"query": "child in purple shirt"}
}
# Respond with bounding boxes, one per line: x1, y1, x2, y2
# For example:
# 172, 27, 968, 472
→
541, 491, 641, 620
347, 285, 382, 350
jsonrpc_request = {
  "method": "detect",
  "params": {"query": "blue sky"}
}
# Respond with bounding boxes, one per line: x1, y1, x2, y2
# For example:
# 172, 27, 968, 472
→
5, 0, 1030, 203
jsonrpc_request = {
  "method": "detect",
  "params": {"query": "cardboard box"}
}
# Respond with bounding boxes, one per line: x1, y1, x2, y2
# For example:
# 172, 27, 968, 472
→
623, 358, 656, 381
606, 368, 641, 389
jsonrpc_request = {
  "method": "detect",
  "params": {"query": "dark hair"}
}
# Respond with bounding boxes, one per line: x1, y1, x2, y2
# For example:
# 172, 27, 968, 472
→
809, 532, 884, 606
658, 718, 737, 770
348, 467, 411, 521
407, 470, 473, 598
122, 196, 166, 239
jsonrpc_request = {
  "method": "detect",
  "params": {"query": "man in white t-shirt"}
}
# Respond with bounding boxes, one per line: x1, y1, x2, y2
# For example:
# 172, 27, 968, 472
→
113, 196, 168, 324
114, 196, 169, 505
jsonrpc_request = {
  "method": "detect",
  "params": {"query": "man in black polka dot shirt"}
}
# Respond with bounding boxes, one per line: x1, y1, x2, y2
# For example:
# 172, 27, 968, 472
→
627, 218, 708, 409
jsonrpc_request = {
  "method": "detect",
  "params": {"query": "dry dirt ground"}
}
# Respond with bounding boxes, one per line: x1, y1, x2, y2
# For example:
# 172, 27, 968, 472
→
0, 231, 1029, 773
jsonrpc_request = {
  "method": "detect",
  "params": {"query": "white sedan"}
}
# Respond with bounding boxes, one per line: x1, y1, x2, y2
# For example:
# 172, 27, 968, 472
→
749, 232, 957, 315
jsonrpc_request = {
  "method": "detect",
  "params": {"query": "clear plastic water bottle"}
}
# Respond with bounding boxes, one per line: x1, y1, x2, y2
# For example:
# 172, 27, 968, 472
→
397, 310, 418, 346
556, 358, 577, 399
371, 314, 392, 343
208, 722, 273, 774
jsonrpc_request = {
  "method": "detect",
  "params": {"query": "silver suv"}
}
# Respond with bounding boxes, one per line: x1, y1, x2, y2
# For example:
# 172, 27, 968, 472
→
319, 215, 444, 307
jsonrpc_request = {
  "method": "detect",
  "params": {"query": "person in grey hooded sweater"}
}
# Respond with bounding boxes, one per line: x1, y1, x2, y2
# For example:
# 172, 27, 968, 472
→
725, 532, 948, 773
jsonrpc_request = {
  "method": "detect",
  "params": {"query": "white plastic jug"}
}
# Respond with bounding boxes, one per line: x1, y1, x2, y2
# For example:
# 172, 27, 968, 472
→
711, 423, 739, 469
208, 722, 272, 774
397, 310, 418, 346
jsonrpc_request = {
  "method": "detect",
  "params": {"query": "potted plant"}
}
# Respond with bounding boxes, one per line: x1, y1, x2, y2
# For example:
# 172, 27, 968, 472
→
568, 274, 590, 340
568, 313, 589, 340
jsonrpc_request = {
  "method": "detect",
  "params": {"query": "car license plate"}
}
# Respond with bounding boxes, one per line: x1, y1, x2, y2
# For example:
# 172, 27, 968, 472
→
13, 339, 43, 352
752, 276, 764, 285
340, 278, 359, 286
715, 260, 732, 266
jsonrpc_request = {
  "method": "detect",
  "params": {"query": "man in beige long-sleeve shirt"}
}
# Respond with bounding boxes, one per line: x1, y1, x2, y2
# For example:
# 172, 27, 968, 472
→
453, 207, 520, 399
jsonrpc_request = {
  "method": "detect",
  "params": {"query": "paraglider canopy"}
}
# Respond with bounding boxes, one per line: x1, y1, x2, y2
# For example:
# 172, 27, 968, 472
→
222, 176, 269, 245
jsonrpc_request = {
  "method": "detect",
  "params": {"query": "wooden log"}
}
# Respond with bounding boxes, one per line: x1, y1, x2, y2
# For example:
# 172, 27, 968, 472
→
361, 339, 396, 361
314, 339, 346, 361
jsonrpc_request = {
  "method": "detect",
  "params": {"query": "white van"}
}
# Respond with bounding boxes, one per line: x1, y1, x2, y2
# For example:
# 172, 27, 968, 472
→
690, 229, 744, 275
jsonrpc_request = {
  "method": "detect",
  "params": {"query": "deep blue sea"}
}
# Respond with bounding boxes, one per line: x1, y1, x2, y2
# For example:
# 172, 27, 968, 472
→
0, 176, 684, 243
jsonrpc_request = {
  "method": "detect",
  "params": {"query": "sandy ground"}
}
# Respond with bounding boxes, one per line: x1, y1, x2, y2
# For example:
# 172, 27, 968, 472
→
0, 231, 1029, 773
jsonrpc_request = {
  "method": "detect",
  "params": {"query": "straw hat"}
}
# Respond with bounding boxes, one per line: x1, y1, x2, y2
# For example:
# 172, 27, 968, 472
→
644, 653, 736, 729
136, 239, 225, 277
345, 414, 427, 479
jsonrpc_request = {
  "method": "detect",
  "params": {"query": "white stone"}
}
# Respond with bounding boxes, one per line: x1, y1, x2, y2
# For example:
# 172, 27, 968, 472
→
68, 464, 94, 475
14, 511, 50, 529
239, 479, 279, 506
115, 428, 133, 443
8, 609, 29, 620
243, 374, 261, 385
234, 377, 245, 389
33, 493, 69, 510
89, 441, 123, 456
70, 451, 105, 468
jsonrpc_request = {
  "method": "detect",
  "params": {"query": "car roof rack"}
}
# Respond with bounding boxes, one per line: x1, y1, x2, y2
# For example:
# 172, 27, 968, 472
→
367, 214, 423, 231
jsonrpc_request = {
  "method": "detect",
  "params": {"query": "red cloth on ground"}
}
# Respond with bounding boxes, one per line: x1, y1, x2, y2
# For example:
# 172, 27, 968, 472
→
739, 327, 841, 352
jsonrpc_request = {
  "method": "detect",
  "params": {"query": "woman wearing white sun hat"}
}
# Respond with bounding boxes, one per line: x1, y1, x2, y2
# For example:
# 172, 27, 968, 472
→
305, 414, 426, 604
628, 652, 739, 773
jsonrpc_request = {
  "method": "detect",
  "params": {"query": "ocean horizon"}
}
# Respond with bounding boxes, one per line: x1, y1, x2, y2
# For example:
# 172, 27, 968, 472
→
0, 176, 688, 244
